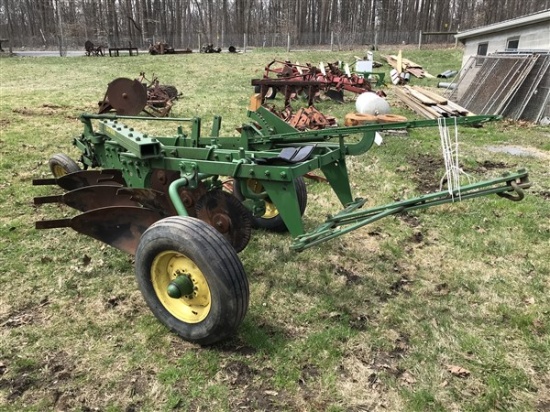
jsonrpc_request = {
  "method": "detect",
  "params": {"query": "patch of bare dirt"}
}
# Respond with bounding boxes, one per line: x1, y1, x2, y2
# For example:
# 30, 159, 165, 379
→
469, 159, 514, 174
399, 213, 421, 228
0, 298, 49, 328
0, 350, 76, 405
214, 360, 296, 411
406, 153, 444, 193
338, 340, 410, 410
535, 191, 550, 200
335, 265, 363, 285
12, 104, 72, 117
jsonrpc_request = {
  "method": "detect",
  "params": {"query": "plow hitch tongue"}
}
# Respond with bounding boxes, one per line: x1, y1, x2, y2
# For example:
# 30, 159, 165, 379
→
291, 169, 531, 252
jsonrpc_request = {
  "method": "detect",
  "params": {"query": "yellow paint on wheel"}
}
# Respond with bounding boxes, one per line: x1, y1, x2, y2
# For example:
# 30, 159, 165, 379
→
246, 179, 280, 219
51, 164, 69, 177
151, 250, 211, 323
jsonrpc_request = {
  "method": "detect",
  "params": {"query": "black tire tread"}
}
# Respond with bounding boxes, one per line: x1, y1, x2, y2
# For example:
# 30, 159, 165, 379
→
135, 216, 248, 345
48, 153, 80, 177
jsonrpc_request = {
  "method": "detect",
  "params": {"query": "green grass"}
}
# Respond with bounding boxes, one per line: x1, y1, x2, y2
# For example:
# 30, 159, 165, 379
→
1, 47, 549, 411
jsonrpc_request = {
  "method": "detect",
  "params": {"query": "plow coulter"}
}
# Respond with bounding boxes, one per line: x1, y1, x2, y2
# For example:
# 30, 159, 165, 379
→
33, 106, 531, 345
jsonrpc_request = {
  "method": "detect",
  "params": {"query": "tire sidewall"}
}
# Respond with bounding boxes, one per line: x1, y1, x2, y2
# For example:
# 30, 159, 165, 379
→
135, 218, 244, 344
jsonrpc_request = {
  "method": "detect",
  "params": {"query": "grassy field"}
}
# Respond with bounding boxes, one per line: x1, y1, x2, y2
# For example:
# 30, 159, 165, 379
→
0, 47, 549, 412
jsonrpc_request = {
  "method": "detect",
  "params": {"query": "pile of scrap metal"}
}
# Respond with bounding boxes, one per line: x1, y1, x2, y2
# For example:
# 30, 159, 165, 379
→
98, 73, 179, 117
84, 40, 104, 56
149, 42, 192, 55
252, 60, 374, 105
201, 44, 222, 53
265, 104, 337, 131
393, 85, 472, 119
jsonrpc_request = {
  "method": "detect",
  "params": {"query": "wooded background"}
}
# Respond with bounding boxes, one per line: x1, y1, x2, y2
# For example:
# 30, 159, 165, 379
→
1, 0, 548, 50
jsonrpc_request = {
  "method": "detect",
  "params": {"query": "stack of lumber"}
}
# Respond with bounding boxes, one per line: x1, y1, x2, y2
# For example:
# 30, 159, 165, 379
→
393, 86, 474, 119
383, 55, 435, 79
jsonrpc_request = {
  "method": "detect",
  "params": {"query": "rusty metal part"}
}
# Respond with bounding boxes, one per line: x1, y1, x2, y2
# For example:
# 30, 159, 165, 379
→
252, 60, 373, 105
288, 107, 337, 130
116, 188, 176, 216
32, 169, 125, 191
33, 185, 138, 211
35, 206, 164, 255
98, 78, 148, 116
265, 105, 336, 131
98, 73, 179, 117
201, 44, 221, 53
85, 40, 104, 56
303, 172, 328, 183
195, 190, 252, 253
252, 78, 322, 107
148, 169, 207, 217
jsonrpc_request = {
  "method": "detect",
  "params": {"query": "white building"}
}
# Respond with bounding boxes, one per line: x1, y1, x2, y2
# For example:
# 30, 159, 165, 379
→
450, 10, 550, 123
455, 9, 550, 67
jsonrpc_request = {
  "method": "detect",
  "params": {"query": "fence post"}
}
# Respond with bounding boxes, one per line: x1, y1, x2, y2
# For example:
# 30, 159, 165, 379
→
418, 30, 422, 49
330, 31, 334, 52
198, 33, 201, 52
244, 33, 247, 53
287, 33, 290, 52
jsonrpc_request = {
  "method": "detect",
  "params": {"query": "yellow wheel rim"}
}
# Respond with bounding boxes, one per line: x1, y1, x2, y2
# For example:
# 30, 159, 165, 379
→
262, 201, 279, 219
151, 250, 211, 323
51, 164, 69, 178
246, 179, 279, 219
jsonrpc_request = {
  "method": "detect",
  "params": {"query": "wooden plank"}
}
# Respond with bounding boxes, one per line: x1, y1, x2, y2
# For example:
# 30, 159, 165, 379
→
393, 88, 440, 119
437, 104, 460, 116
404, 86, 437, 105
446, 100, 475, 116
412, 86, 448, 105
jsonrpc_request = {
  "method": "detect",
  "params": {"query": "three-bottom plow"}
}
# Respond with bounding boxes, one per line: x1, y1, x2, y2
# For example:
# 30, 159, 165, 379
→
33, 105, 531, 344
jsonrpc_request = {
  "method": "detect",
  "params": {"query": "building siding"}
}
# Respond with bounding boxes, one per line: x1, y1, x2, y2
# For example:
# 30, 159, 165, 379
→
461, 20, 550, 66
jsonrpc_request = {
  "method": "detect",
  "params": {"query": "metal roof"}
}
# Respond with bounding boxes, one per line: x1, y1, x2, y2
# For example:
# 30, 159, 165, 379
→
455, 9, 550, 41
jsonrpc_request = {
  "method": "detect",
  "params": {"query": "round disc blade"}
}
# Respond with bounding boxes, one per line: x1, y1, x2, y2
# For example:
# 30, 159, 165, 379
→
106, 78, 147, 116
196, 190, 252, 253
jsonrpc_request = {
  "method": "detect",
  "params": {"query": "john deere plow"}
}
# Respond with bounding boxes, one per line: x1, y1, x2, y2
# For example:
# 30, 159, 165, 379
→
33, 105, 531, 344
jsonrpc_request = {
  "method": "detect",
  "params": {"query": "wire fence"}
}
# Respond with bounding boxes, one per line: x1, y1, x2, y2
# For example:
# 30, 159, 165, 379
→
2, 30, 458, 53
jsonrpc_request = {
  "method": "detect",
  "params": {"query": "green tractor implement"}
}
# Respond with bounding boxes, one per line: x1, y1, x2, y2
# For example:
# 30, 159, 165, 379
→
33, 105, 531, 345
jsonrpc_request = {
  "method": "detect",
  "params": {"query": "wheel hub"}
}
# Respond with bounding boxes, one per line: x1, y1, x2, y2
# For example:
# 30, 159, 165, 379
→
151, 251, 211, 323
167, 274, 194, 298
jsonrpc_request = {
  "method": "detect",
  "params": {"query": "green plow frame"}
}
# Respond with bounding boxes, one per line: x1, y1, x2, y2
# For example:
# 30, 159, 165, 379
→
291, 169, 530, 251
66, 109, 530, 251
33, 107, 533, 345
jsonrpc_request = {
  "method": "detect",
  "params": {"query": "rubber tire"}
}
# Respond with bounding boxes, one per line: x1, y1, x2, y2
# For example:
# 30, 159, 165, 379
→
234, 176, 308, 233
48, 153, 80, 177
159, 85, 178, 99
135, 216, 248, 345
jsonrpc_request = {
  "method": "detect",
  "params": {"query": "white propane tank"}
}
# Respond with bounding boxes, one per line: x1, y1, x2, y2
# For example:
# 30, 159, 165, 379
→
355, 92, 390, 116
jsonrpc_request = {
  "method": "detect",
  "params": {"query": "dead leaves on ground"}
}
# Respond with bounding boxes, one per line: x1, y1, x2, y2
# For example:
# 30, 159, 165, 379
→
446, 364, 471, 378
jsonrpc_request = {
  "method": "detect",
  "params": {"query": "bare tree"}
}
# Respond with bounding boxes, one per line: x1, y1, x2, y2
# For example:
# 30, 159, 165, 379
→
0, 0, 547, 49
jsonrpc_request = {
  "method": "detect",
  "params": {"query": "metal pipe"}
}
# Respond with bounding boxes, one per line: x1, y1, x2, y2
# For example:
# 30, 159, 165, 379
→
168, 177, 190, 216
437, 82, 456, 89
